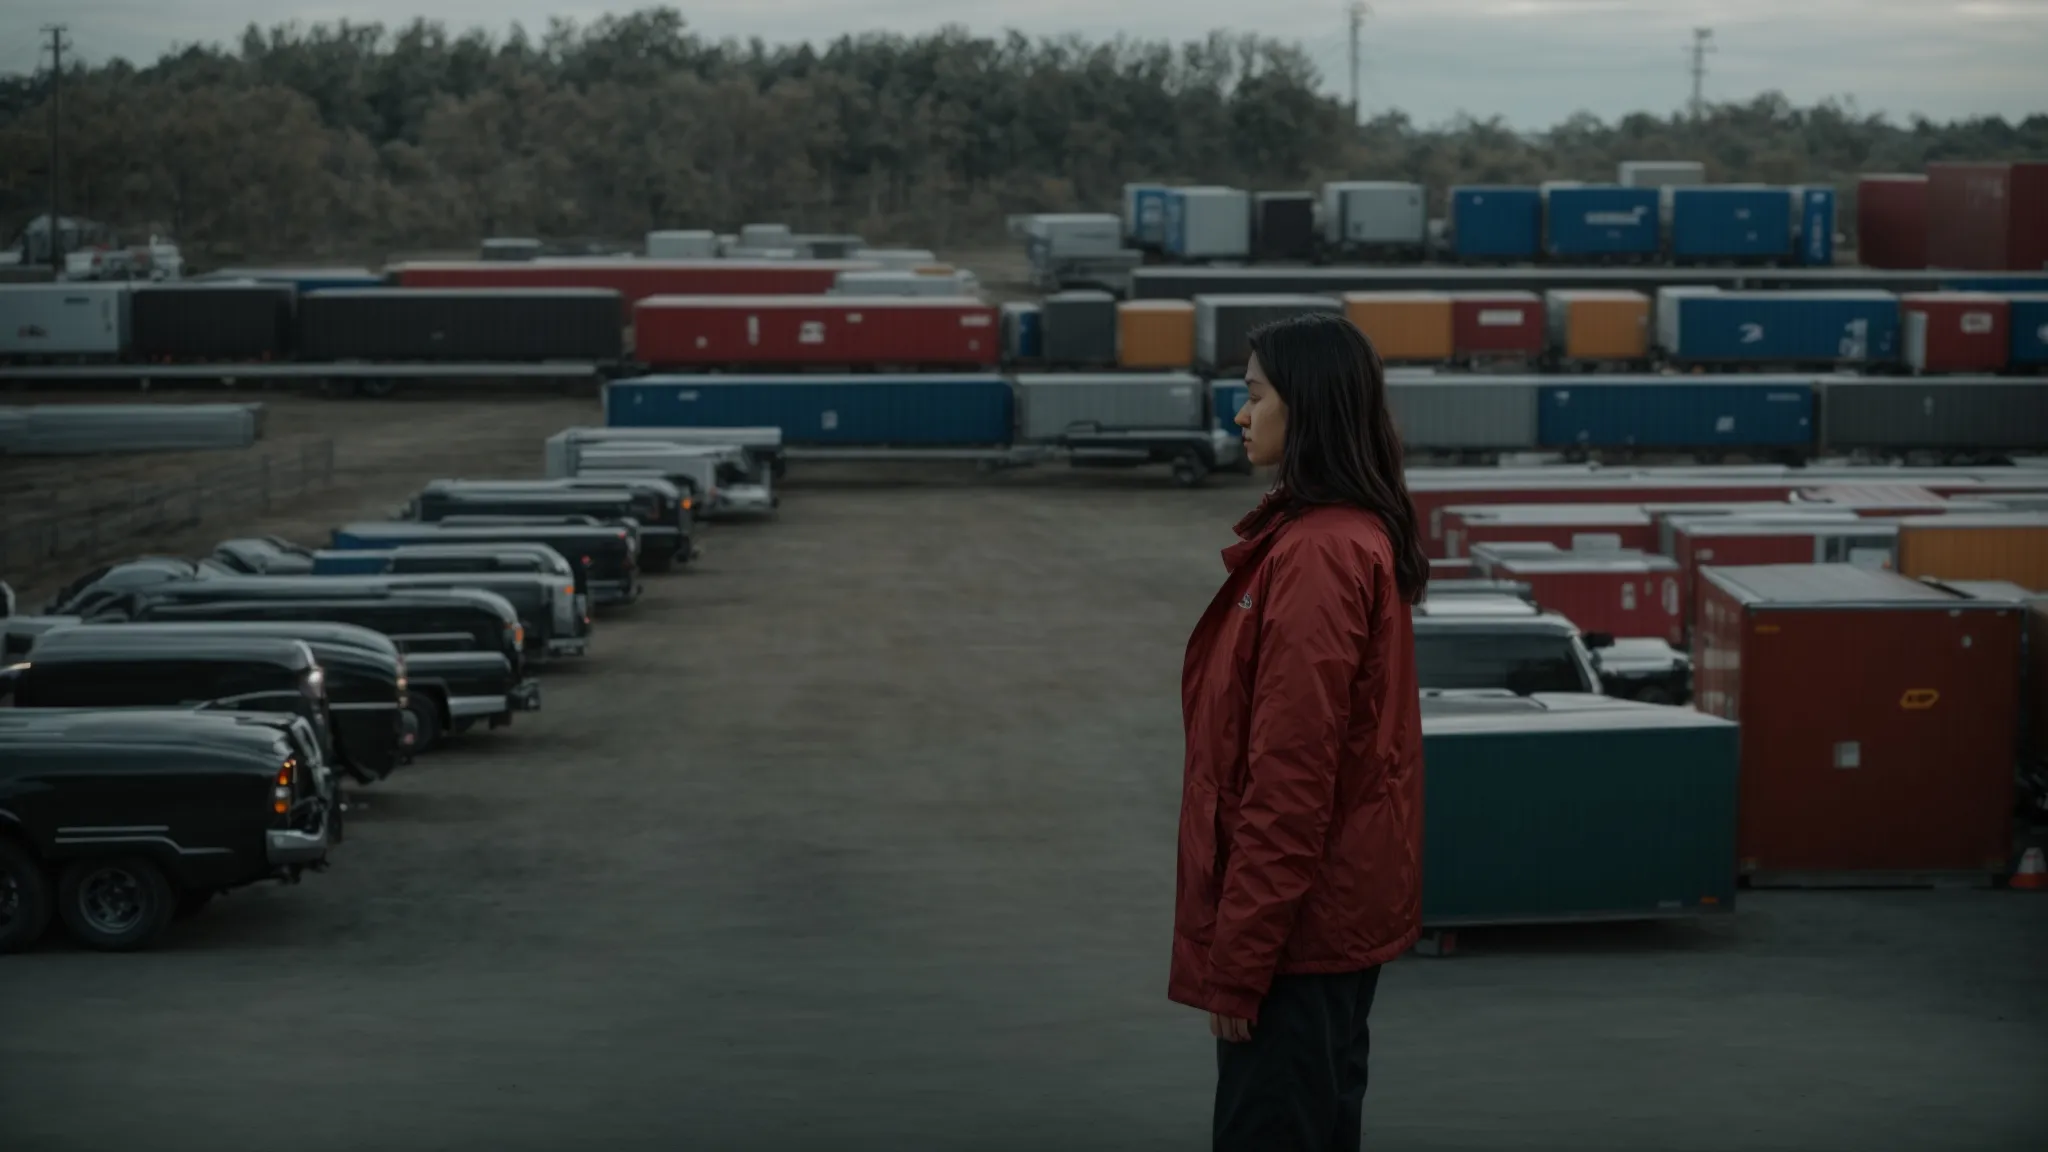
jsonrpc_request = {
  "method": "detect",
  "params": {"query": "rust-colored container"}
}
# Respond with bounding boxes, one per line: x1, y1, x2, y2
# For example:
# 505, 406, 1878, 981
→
1116, 300, 1196, 369
1487, 553, 1684, 644
1670, 519, 1898, 638
1896, 512, 2048, 590
1926, 162, 2048, 272
1449, 291, 1544, 358
1406, 476, 1804, 559
1899, 293, 2011, 374
1440, 504, 1657, 559
1692, 565, 2021, 882
1545, 289, 1651, 362
632, 294, 1000, 368
1341, 292, 1454, 363
1854, 175, 1928, 270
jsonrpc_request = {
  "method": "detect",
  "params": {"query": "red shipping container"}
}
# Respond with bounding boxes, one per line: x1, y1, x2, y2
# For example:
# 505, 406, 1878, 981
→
1670, 520, 1899, 636
632, 295, 1000, 368
1407, 477, 1803, 559
1691, 565, 2021, 882
1899, 293, 2011, 373
1926, 162, 2048, 272
1854, 175, 1928, 270
1448, 291, 1543, 357
1439, 504, 1656, 559
1489, 553, 1683, 645
394, 260, 877, 306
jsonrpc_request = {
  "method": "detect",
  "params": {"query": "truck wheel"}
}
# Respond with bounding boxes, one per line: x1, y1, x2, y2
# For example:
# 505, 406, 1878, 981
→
57, 856, 175, 952
1171, 452, 1207, 488
0, 838, 53, 954
407, 696, 443, 754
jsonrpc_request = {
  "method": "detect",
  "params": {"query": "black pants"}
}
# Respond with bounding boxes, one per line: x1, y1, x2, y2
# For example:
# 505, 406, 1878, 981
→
1213, 966, 1384, 1152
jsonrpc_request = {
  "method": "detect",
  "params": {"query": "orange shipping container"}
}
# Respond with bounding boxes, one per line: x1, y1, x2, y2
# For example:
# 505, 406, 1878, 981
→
1545, 289, 1651, 361
1342, 292, 1454, 363
1118, 300, 1196, 369
1897, 514, 2048, 591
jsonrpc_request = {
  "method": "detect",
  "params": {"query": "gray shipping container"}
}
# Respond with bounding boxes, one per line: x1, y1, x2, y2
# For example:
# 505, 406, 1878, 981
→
1014, 373, 1207, 442
831, 270, 976, 298
647, 230, 718, 259
1618, 160, 1706, 189
852, 248, 940, 270
1194, 294, 1344, 372
481, 237, 542, 261
1320, 182, 1428, 247
740, 223, 794, 248
0, 282, 131, 357
0, 403, 264, 455
1027, 214, 1125, 262
1820, 379, 2048, 452
1387, 380, 1541, 452
1041, 290, 1120, 366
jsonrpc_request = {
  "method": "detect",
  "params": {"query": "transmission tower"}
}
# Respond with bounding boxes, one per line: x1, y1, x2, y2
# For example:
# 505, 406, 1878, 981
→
1688, 27, 1715, 120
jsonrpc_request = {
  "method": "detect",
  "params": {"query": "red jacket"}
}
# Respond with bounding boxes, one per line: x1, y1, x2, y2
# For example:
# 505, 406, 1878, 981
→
1170, 495, 1425, 1023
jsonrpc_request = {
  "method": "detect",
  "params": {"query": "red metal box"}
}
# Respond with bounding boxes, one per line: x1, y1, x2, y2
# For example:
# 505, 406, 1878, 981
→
1899, 293, 2011, 374
1854, 175, 1928, 270
1693, 565, 2021, 882
1926, 162, 2048, 272
1449, 292, 1544, 358
1439, 504, 1657, 559
1489, 553, 1683, 644
633, 295, 1001, 368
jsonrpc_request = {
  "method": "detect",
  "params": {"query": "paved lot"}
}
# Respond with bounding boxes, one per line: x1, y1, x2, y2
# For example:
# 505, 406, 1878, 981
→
3, 454, 2047, 1151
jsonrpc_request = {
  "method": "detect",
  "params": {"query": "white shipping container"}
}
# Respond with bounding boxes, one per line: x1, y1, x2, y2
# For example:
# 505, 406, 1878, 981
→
1165, 188, 1252, 260
0, 283, 131, 357
851, 248, 940, 271
739, 223, 793, 247
1319, 182, 1427, 247
831, 270, 978, 298
647, 230, 718, 259
1013, 372, 1207, 442
1026, 214, 1125, 261
1617, 160, 1706, 189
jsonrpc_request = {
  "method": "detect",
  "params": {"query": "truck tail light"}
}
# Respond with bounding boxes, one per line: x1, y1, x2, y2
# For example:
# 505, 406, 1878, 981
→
274, 759, 295, 814
510, 623, 525, 649
681, 497, 694, 512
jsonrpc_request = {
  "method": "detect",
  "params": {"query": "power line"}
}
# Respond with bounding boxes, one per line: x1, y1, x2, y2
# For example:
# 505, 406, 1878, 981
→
43, 24, 67, 273
1688, 27, 1715, 120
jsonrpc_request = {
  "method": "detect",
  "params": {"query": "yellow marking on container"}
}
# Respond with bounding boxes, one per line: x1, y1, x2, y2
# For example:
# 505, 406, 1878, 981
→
1900, 689, 1940, 710
1754, 624, 1780, 634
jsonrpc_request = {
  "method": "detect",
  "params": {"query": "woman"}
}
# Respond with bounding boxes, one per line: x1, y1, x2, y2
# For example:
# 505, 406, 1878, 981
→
1170, 312, 1428, 1152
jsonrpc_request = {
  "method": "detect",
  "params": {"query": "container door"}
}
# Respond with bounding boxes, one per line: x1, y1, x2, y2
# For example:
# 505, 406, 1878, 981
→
1903, 310, 1929, 373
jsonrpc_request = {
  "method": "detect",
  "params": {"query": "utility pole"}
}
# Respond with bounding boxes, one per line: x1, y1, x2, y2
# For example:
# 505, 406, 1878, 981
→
1688, 27, 1715, 121
1348, 2, 1370, 125
43, 24, 68, 273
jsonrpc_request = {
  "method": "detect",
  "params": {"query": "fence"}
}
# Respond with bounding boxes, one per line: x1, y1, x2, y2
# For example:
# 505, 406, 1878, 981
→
0, 438, 337, 578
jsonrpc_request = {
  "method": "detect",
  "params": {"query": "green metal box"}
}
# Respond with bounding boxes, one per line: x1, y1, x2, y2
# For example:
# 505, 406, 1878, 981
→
1420, 692, 1740, 926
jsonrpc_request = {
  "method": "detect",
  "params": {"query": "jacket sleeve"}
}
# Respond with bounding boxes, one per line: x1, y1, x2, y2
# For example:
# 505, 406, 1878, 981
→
1202, 537, 1373, 1022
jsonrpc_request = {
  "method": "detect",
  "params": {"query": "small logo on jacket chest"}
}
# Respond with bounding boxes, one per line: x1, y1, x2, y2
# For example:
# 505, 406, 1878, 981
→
1237, 592, 1255, 611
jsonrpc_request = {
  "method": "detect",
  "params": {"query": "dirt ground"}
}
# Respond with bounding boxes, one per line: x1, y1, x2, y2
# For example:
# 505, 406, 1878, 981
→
2, 407, 2047, 1151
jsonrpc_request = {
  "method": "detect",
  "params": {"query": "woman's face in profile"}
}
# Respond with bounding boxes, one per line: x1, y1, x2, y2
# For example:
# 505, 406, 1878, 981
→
1237, 353, 1288, 469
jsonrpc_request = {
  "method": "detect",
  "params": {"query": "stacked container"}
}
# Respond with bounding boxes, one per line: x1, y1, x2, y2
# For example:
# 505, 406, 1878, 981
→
395, 260, 868, 306
630, 295, 998, 368
1484, 551, 1684, 644
0, 283, 131, 359
1193, 295, 1343, 373
300, 288, 623, 362
1041, 291, 1120, 367
131, 282, 296, 362
1117, 300, 1196, 369
1542, 186, 1660, 261
1252, 192, 1316, 261
1163, 187, 1252, 261
1122, 185, 1173, 249
853, 248, 940, 270
1448, 187, 1542, 261
2007, 294, 2048, 368
1341, 292, 1454, 364
1387, 379, 1540, 454
1821, 379, 2048, 453
1538, 378, 1815, 453
1790, 186, 1838, 267
1545, 290, 1651, 362
1896, 513, 2048, 590
1927, 162, 2048, 271
1664, 186, 1794, 263
1211, 380, 1249, 438
1692, 565, 2021, 884
1440, 505, 1657, 559
1900, 293, 2010, 374
1656, 287, 1900, 366
603, 375, 1015, 447
1669, 520, 1899, 632
646, 231, 718, 259
1014, 373, 1205, 441
1319, 182, 1427, 255
1025, 215, 1124, 263
1853, 175, 1929, 269
1617, 160, 1705, 189
1001, 302, 1043, 363
1449, 291, 1544, 360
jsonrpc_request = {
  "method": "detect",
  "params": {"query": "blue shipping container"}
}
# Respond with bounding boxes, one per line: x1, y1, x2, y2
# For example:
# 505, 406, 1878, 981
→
1538, 380, 1815, 449
1660, 290, 1900, 365
1212, 380, 1248, 437
1544, 186, 1659, 259
1666, 187, 1793, 261
1450, 187, 1542, 260
2009, 295, 2048, 366
1945, 276, 2048, 293
1125, 185, 1171, 248
1001, 303, 1042, 361
1791, 186, 1836, 267
604, 375, 1016, 447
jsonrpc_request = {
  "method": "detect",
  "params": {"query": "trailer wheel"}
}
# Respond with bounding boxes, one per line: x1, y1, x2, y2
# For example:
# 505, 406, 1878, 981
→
0, 837, 53, 954
1171, 452, 1208, 489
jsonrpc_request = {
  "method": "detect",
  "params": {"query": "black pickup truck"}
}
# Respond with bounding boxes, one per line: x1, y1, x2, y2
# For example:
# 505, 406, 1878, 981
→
213, 536, 591, 606
332, 522, 640, 607
0, 708, 336, 952
412, 479, 694, 572
10, 622, 412, 780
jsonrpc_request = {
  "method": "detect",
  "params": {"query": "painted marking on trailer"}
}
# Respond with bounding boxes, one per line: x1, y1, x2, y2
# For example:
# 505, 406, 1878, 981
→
1715, 416, 1735, 433
746, 315, 760, 346
1662, 578, 1680, 616
798, 321, 825, 345
1739, 323, 1764, 343
959, 315, 992, 328
1477, 309, 1524, 327
1621, 583, 1637, 611
820, 411, 839, 431
1900, 689, 1939, 710
1834, 741, 1861, 769
1959, 311, 1995, 335
1754, 624, 1780, 634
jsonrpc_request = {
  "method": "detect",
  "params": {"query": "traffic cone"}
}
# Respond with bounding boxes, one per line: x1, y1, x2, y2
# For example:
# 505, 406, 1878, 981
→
2013, 847, 2047, 892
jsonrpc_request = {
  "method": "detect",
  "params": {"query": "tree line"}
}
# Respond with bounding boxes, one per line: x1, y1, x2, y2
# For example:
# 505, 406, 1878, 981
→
1, 7, 2044, 264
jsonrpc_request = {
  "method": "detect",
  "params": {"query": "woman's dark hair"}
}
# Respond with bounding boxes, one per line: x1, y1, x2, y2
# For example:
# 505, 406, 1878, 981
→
1246, 312, 1430, 604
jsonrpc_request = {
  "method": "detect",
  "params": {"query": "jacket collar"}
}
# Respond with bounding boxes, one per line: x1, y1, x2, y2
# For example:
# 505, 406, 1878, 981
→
1222, 488, 1292, 573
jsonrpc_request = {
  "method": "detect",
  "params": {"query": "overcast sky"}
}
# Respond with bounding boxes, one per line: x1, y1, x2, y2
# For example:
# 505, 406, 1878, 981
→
5, 0, 2044, 129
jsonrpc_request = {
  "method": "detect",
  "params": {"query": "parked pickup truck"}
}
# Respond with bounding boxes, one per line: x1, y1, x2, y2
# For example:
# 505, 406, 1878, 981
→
332, 521, 640, 607
10, 622, 413, 780
0, 708, 336, 952
563, 445, 779, 521
411, 479, 695, 571
1413, 595, 1692, 705
215, 537, 589, 603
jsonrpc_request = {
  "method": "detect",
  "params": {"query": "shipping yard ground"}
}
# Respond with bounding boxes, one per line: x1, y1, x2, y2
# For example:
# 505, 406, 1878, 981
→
2, 396, 2047, 1151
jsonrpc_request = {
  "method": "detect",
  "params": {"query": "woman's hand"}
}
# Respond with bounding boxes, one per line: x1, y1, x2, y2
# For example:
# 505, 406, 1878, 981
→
1209, 1012, 1253, 1043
